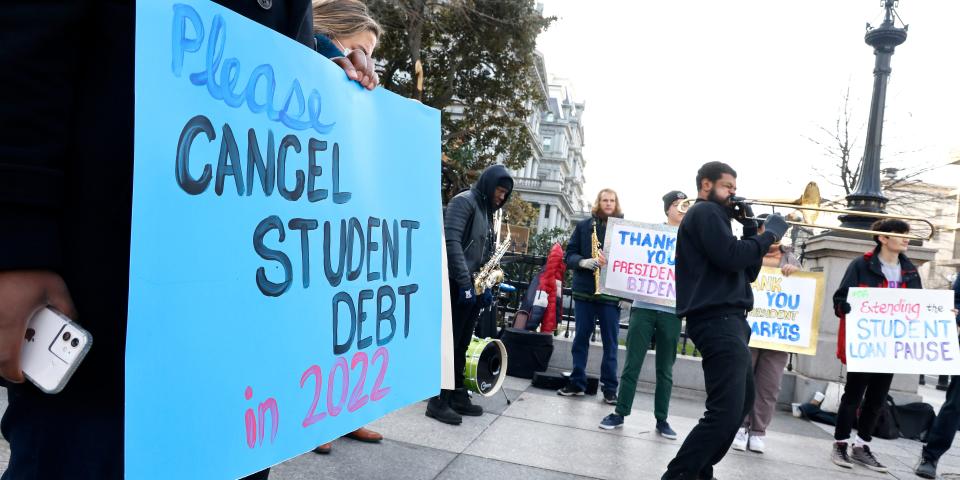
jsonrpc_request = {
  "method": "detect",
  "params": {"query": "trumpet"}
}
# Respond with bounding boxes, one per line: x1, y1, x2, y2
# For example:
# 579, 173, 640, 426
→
677, 181, 936, 241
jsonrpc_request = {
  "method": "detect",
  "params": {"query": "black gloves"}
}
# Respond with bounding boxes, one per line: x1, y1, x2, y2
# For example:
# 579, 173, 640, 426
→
763, 213, 788, 242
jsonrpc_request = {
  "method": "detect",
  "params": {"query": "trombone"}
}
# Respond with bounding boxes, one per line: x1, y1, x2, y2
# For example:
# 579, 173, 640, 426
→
677, 181, 936, 241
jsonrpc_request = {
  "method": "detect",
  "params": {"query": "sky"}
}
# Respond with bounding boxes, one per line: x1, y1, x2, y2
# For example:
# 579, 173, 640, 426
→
535, 1, 960, 223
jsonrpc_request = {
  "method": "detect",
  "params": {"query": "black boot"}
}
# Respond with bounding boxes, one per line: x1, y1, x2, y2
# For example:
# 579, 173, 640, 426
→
450, 388, 484, 416
425, 391, 462, 425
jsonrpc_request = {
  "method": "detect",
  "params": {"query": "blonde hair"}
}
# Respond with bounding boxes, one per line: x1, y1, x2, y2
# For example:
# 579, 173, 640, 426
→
591, 189, 622, 217
312, 0, 383, 41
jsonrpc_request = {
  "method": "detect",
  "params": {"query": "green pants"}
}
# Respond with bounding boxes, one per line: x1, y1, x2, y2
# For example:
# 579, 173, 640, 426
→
615, 307, 681, 420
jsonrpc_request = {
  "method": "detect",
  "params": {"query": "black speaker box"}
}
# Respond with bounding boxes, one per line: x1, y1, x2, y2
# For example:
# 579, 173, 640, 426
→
531, 372, 566, 390
500, 328, 554, 379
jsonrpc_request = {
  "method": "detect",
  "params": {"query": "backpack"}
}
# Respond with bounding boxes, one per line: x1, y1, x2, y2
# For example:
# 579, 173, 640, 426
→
895, 402, 936, 441
871, 395, 900, 440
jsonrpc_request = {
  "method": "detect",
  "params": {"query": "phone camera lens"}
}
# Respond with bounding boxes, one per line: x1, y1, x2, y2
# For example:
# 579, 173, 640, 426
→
62, 332, 72, 341
71, 338, 80, 348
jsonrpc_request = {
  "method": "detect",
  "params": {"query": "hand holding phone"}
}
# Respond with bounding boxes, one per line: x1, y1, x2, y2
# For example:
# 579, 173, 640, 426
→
0, 271, 77, 383
21, 307, 92, 393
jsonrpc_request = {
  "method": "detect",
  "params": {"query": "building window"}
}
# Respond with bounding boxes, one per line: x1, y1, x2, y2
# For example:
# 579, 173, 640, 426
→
542, 137, 552, 150
544, 205, 551, 219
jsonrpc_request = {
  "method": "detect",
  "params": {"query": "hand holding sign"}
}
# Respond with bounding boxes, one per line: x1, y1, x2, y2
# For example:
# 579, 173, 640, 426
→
331, 50, 379, 90
781, 264, 799, 277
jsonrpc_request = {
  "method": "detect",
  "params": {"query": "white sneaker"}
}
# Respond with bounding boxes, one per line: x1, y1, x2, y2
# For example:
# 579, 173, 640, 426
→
731, 428, 748, 451
747, 434, 765, 453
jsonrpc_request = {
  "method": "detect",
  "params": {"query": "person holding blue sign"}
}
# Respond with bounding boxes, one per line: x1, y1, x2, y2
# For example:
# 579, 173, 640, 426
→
829, 219, 921, 473
599, 190, 686, 439
732, 214, 801, 454
559, 189, 624, 402
0, 1, 381, 478
427, 164, 513, 425
914, 275, 960, 478
309, 0, 386, 455
312, 0, 381, 91
662, 162, 788, 480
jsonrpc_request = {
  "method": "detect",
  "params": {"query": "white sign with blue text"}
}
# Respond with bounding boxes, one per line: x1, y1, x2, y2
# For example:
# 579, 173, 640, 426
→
845, 288, 960, 375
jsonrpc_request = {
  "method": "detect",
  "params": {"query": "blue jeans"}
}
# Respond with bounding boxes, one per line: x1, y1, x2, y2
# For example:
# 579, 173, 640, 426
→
570, 299, 620, 393
923, 375, 960, 461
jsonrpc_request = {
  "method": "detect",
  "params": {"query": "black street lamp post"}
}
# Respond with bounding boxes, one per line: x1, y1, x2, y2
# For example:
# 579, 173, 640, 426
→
838, 0, 908, 231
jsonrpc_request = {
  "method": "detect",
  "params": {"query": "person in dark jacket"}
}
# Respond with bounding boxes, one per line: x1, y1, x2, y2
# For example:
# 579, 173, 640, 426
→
558, 188, 624, 402
426, 164, 513, 425
915, 274, 960, 478
829, 219, 921, 474
0, 2, 376, 479
662, 161, 787, 480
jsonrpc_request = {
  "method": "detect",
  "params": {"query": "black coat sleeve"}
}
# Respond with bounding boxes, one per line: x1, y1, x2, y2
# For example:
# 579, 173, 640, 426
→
444, 195, 473, 291
292, 0, 315, 47
832, 260, 860, 317
0, 3, 83, 271
692, 207, 775, 273
565, 221, 586, 270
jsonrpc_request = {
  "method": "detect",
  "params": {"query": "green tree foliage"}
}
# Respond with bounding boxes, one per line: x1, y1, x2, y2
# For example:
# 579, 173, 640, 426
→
527, 226, 570, 258
503, 196, 538, 228
366, 0, 553, 200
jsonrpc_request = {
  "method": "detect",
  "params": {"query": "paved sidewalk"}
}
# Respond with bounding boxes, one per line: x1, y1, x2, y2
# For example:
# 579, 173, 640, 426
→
3, 379, 960, 479
269, 378, 960, 480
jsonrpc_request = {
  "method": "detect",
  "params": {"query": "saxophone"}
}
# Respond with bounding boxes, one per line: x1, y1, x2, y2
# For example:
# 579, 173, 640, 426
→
474, 218, 511, 295
591, 221, 601, 295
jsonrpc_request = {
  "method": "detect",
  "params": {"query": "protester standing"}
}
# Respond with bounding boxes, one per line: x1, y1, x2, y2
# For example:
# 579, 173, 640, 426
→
661, 162, 787, 480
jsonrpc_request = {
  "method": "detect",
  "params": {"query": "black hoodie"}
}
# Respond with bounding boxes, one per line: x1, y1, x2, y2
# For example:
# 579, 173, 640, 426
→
444, 165, 514, 291
675, 199, 777, 320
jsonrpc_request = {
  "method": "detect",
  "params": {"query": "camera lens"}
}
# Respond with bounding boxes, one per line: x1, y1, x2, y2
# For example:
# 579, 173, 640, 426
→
71, 338, 80, 348
62, 332, 72, 341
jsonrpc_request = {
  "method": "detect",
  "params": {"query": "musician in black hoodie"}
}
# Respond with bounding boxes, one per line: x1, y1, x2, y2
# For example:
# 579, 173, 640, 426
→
426, 164, 513, 425
662, 162, 787, 480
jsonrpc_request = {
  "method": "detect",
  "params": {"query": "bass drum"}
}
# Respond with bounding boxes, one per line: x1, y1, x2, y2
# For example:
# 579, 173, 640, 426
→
464, 337, 508, 397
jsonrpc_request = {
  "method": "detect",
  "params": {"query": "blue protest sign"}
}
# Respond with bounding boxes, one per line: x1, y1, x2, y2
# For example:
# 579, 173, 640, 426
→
128, 1, 441, 478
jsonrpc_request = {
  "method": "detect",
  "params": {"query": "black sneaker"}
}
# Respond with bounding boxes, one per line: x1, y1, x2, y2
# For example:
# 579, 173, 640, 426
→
656, 420, 678, 440
558, 384, 585, 396
915, 456, 938, 479
851, 445, 888, 473
831, 441, 853, 469
599, 413, 624, 430
602, 391, 618, 404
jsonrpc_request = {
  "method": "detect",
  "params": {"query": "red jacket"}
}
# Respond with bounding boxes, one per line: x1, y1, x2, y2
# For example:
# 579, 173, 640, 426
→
834, 249, 922, 364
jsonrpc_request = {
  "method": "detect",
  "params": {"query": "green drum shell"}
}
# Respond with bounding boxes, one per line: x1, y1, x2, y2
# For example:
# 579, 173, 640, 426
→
464, 337, 508, 397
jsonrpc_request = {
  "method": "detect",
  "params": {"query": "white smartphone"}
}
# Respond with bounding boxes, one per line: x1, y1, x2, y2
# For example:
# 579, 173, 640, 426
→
21, 307, 92, 394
